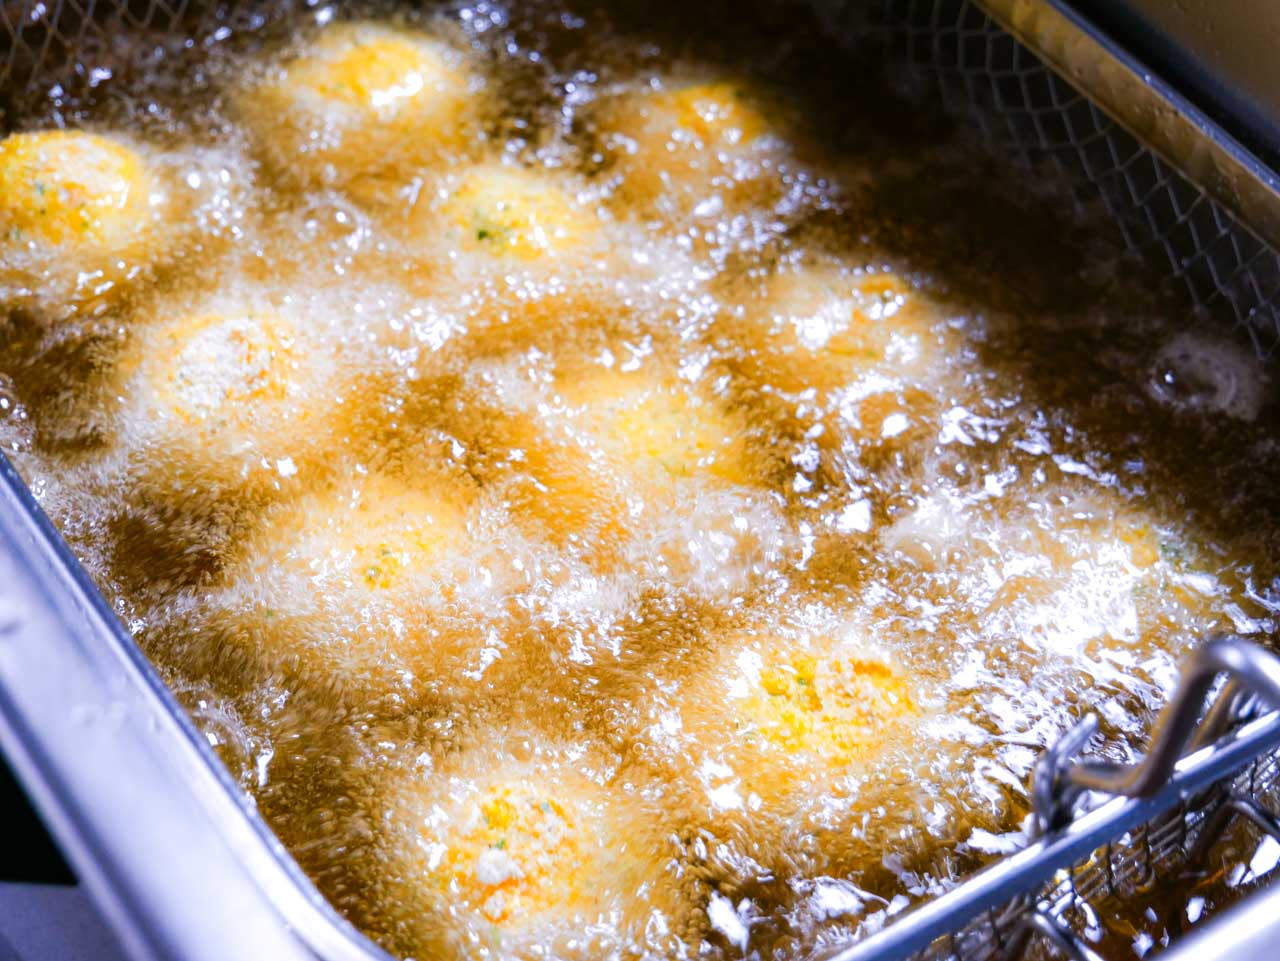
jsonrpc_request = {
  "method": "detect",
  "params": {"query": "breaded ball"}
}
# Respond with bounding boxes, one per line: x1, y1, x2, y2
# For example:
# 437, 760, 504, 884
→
147, 312, 296, 427
414, 775, 607, 928
240, 22, 480, 188
882, 479, 1227, 669
735, 645, 915, 765
884, 482, 1163, 577
191, 464, 497, 702
123, 303, 341, 497
368, 748, 692, 959
530, 363, 784, 592
981, 486, 1221, 654
593, 79, 785, 215
556, 364, 753, 488
0, 130, 163, 302
246, 469, 473, 599
658, 82, 769, 146
0, 131, 152, 249
581, 614, 923, 901
430, 162, 595, 261
717, 631, 916, 803
599, 619, 921, 875
728, 263, 940, 393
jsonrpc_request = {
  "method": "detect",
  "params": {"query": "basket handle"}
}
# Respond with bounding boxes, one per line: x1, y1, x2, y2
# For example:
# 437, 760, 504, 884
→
1033, 635, 1280, 833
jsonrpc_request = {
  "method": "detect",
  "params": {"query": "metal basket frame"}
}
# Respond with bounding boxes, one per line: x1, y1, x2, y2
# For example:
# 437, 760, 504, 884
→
847, 0, 1280, 362
833, 638, 1280, 961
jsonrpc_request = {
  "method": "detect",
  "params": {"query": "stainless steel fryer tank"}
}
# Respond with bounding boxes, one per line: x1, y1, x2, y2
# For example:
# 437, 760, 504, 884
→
1, 2, 1279, 960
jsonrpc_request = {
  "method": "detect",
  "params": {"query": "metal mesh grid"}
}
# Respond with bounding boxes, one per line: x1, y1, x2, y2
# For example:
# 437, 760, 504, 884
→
896, 747, 1280, 961
848, 0, 1280, 362
3, 1, 1280, 959
835, 6, 1280, 953
5, 0, 1279, 355
0, 0, 294, 121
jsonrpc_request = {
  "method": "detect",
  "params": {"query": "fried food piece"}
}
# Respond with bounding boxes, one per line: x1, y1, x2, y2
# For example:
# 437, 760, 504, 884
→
509, 362, 783, 590
727, 263, 939, 393
436, 163, 595, 260
0, 130, 165, 305
556, 364, 753, 488
593, 79, 784, 215
367, 746, 693, 959
240, 22, 480, 188
0, 131, 152, 250
709, 631, 917, 804
416, 775, 606, 926
252, 470, 472, 596
145, 311, 298, 429
599, 619, 921, 885
190, 464, 491, 703
618, 618, 921, 821
122, 304, 342, 498
737, 647, 916, 764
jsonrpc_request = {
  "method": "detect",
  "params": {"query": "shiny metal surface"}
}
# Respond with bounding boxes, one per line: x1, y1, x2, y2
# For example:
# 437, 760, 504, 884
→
1060, 638, 1280, 800
1159, 879, 1280, 961
0, 458, 388, 961
1074, 0, 1280, 164
977, 0, 1280, 249
827, 646, 1280, 961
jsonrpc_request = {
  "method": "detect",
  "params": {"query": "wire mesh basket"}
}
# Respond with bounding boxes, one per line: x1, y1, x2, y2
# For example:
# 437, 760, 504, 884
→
830, 638, 1280, 961
2, 1, 1280, 960
0, 0, 290, 119
845, 0, 1280, 362
826, 7, 1280, 956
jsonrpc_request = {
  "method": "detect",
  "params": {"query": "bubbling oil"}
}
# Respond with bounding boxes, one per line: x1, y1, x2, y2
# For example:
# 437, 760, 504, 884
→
1, 0, 1278, 959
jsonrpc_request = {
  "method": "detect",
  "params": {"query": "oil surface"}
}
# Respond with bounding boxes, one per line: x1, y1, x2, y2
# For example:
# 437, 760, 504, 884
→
1, 1, 1279, 958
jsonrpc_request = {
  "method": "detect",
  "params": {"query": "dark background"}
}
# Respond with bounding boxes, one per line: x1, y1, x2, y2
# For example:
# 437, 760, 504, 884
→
0, 755, 73, 886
